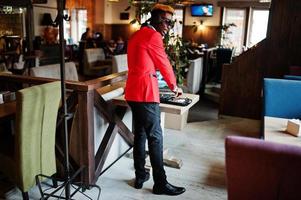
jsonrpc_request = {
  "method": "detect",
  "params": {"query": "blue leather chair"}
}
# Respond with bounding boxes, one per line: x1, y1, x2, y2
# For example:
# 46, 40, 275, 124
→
263, 78, 301, 118
262, 74, 301, 139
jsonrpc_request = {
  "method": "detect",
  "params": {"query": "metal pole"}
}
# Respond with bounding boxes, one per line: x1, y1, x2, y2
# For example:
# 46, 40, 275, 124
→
57, 0, 71, 199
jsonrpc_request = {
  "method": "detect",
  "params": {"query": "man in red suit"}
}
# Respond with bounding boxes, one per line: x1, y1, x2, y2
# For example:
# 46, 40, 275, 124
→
125, 3, 185, 196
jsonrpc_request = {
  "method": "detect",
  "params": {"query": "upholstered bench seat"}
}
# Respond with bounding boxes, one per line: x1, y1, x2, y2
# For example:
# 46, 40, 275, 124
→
30, 62, 79, 81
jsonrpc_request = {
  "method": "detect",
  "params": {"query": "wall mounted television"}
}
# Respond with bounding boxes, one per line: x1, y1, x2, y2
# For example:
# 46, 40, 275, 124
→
190, 4, 214, 17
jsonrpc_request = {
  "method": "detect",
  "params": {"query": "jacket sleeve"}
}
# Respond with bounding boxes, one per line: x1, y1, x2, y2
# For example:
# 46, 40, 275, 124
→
148, 32, 177, 91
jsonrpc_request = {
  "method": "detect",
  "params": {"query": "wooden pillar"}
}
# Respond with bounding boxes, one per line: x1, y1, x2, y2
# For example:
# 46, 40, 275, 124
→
77, 89, 96, 184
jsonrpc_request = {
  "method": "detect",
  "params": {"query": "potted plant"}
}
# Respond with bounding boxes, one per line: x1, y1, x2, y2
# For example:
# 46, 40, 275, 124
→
217, 23, 236, 48
163, 30, 189, 85
126, 0, 155, 25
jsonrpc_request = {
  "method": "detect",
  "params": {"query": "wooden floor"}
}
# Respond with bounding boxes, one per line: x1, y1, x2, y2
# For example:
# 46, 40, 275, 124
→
0, 99, 260, 199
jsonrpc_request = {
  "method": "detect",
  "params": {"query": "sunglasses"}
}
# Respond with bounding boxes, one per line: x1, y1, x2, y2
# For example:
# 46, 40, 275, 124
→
161, 17, 174, 28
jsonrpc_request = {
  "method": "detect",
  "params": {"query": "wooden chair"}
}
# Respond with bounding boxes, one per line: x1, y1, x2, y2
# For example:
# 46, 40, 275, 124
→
0, 81, 61, 199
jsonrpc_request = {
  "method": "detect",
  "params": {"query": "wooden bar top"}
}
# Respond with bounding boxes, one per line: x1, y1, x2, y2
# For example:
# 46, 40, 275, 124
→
264, 116, 301, 147
113, 93, 199, 115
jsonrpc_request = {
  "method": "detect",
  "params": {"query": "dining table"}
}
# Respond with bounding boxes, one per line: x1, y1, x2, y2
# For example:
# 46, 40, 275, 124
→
264, 116, 301, 147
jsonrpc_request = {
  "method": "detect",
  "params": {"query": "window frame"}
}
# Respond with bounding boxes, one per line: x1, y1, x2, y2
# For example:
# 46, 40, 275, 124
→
220, 3, 270, 54
246, 8, 270, 47
63, 8, 87, 45
222, 7, 248, 54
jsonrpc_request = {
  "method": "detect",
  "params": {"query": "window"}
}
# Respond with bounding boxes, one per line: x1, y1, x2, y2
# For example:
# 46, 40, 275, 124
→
63, 10, 71, 44
77, 9, 88, 42
63, 9, 87, 44
172, 9, 184, 37
223, 8, 247, 54
247, 9, 269, 47
222, 6, 269, 55
140, 12, 151, 24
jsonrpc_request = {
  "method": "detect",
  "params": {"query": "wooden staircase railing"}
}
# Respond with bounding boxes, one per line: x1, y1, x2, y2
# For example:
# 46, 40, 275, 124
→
0, 71, 130, 185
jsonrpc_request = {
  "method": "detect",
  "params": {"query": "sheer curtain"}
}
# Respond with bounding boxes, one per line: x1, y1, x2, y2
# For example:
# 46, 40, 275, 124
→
65, 0, 94, 44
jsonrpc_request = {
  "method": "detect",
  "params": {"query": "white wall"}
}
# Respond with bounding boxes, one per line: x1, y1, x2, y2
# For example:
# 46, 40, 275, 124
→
103, 0, 137, 24
33, 1, 57, 36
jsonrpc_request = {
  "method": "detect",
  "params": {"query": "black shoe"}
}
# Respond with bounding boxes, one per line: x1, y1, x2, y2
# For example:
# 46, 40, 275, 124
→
134, 172, 150, 189
153, 182, 186, 196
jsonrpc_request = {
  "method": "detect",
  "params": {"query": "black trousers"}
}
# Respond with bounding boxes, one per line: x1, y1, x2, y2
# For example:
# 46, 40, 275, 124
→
128, 101, 167, 186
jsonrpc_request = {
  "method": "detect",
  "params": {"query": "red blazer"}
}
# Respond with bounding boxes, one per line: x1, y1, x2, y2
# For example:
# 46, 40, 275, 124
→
125, 26, 177, 103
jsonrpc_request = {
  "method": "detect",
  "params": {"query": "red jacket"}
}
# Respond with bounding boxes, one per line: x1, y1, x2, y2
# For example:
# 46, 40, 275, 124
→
125, 26, 177, 103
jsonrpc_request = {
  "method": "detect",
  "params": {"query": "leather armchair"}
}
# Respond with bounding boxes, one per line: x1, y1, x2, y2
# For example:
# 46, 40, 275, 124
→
226, 136, 301, 200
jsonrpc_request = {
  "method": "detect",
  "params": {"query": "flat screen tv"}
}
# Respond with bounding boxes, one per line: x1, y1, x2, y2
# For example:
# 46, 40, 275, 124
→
191, 4, 213, 17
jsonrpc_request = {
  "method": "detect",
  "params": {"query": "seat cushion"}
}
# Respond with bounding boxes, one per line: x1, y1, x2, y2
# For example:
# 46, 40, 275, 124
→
30, 62, 79, 81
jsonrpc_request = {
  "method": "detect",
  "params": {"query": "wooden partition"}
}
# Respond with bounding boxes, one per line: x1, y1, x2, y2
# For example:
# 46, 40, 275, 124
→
220, 0, 301, 119
220, 40, 267, 119
0, 71, 133, 184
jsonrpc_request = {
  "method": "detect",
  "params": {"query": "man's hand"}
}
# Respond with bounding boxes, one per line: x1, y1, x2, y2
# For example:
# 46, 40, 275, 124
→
172, 86, 183, 97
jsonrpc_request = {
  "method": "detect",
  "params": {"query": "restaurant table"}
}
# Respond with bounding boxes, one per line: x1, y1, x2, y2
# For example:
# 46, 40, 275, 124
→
264, 116, 301, 147
113, 93, 200, 130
